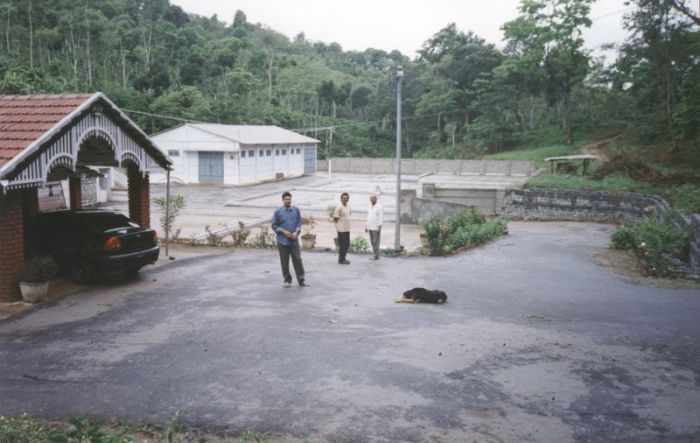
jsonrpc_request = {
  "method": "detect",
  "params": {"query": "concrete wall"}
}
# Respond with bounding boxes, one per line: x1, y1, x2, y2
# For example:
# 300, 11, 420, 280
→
418, 182, 504, 216
411, 198, 475, 224
502, 188, 700, 275
81, 177, 97, 207
318, 158, 534, 176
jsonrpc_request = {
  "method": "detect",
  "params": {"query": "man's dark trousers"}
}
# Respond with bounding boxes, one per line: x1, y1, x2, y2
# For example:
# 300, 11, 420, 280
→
338, 231, 350, 263
278, 242, 305, 284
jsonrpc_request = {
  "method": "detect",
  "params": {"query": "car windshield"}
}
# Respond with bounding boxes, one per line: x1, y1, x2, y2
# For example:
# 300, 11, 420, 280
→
84, 212, 137, 231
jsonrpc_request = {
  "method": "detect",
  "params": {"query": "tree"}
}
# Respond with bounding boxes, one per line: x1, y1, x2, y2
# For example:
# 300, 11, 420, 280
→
417, 24, 503, 146
615, 0, 699, 149
502, 0, 594, 145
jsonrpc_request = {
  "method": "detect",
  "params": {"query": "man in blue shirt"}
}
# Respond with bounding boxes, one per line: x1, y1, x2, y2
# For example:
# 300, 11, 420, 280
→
271, 191, 309, 288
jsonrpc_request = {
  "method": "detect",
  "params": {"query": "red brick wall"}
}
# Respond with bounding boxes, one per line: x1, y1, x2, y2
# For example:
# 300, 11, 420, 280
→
69, 176, 82, 209
128, 169, 150, 228
0, 190, 25, 302
23, 188, 39, 258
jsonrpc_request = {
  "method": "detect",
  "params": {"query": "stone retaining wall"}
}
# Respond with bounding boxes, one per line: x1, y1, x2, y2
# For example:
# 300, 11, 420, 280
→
502, 188, 700, 274
318, 158, 534, 176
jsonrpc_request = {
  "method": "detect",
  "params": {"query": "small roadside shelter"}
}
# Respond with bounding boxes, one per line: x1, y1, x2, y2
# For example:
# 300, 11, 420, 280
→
0, 93, 171, 302
149, 123, 319, 185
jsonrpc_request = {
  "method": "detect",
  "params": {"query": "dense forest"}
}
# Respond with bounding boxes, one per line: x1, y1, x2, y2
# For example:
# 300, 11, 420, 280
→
0, 0, 698, 160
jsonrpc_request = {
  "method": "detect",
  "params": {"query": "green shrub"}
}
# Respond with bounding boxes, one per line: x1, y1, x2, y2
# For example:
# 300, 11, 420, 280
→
21, 254, 58, 282
667, 184, 700, 214
230, 221, 250, 247
349, 236, 369, 253
249, 226, 276, 249
422, 216, 448, 256
611, 226, 638, 250
421, 209, 507, 256
610, 218, 689, 278
153, 194, 186, 240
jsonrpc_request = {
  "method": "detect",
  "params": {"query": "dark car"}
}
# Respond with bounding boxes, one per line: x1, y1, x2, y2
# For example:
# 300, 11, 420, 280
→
32, 209, 160, 283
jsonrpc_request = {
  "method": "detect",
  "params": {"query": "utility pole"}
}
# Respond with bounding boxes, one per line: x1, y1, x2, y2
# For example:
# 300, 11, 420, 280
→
327, 127, 334, 181
394, 66, 404, 251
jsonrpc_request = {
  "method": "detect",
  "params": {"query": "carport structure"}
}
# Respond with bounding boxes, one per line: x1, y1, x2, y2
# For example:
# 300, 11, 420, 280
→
0, 93, 170, 302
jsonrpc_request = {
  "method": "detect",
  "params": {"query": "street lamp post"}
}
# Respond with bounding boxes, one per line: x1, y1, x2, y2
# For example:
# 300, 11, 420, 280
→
394, 66, 404, 252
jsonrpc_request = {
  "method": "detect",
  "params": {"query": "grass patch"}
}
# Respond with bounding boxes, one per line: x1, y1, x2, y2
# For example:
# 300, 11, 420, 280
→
666, 184, 700, 214
525, 173, 660, 194
484, 144, 579, 169
0, 414, 274, 443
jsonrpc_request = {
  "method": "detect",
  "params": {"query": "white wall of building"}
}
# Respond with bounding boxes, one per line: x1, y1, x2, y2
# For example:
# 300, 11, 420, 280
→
149, 125, 315, 185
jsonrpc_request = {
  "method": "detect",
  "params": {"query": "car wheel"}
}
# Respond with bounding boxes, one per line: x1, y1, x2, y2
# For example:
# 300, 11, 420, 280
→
70, 259, 95, 284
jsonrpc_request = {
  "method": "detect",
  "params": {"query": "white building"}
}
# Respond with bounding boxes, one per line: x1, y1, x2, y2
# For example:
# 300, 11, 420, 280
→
150, 123, 319, 185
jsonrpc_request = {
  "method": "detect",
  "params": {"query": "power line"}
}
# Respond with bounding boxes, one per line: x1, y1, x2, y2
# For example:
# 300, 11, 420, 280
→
122, 108, 208, 124
591, 7, 630, 22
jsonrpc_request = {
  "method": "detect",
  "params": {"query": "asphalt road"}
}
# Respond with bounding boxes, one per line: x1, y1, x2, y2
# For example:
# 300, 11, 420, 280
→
1, 222, 699, 442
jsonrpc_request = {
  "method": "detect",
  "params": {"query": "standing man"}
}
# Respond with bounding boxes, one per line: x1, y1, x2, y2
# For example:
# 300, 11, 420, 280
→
333, 192, 351, 264
366, 193, 383, 260
271, 192, 309, 287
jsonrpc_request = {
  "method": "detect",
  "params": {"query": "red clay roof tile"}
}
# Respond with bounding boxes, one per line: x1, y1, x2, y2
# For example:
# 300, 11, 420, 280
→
0, 94, 92, 168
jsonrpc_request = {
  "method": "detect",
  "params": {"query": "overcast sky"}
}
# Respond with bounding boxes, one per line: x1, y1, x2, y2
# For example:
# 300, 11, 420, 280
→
171, 0, 633, 60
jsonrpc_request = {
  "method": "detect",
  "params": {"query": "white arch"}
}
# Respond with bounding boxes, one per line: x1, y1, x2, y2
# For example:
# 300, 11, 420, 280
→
44, 155, 75, 181
120, 152, 142, 170
76, 126, 119, 165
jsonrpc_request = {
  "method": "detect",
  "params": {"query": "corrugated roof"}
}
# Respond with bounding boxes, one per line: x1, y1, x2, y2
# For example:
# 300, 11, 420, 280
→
189, 123, 319, 145
0, 94, 92, 168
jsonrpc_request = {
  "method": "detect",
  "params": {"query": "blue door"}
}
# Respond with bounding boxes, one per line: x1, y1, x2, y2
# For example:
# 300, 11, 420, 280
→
199, 152, 224, 183
303, 147, 316, 175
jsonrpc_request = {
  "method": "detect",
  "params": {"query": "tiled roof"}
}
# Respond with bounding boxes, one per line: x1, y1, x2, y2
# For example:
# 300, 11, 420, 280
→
0, 94, 92, 169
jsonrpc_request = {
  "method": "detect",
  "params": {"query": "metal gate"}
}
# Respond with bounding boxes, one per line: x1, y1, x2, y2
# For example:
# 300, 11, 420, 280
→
198, 151, 224, 183
303, 147, 316, 175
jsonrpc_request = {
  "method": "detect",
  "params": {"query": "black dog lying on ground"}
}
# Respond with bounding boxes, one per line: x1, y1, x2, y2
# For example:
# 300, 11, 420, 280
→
395, 287, 448, 304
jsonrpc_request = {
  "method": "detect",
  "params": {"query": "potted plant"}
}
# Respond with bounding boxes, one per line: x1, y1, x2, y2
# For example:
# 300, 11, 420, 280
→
326, 203, 337, 221
19, 254, 58, 303
301, 216, 317, 250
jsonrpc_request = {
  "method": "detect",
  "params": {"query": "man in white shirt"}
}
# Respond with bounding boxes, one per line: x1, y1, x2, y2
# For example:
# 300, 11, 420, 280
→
365, 193, 383, 260
333, 192, 351, 264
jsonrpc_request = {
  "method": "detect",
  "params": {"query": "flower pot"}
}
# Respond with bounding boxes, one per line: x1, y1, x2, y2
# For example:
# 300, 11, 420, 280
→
19, 281, 49, 303
301, 234, 316, 250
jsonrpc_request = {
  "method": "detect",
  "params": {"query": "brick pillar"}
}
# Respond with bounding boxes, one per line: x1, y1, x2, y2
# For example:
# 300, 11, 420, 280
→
23, 188, 39, 257
69, 176, 82, 209
128, 169, 150, 228
0, 190, 26, 302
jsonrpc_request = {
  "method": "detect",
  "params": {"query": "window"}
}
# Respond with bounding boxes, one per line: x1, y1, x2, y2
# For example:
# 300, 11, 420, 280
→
168, 150, 180, 157
241, 151, 246, 158
297, 148, 301, 154
282, 149, 287, 155
248, 150, 255, 157
266, 150, 272, 156
275, 149, 279, 156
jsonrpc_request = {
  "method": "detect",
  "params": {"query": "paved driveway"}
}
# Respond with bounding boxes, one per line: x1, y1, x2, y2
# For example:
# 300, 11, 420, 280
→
1, 222, 699, 442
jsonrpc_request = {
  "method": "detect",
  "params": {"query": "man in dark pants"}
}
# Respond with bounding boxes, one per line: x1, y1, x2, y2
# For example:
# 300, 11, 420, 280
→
271, 192, 309, 288
333, 192, 351, 264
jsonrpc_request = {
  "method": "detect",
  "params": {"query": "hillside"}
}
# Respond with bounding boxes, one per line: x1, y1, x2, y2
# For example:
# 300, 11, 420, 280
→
0, 0, 697, 162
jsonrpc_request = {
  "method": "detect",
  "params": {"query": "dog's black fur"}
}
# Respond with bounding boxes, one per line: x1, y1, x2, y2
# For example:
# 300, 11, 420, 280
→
397, 287, 448, 304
